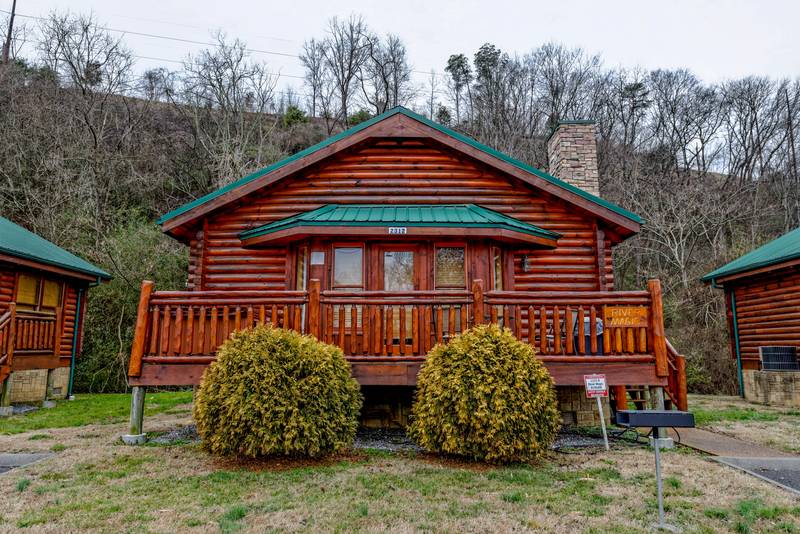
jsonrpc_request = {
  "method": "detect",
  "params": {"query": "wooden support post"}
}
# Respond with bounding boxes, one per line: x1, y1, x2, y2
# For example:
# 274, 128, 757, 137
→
122, 386, 146, 445
53, 307, 62, 358
676, 355, 688, 411
128, 281, 155, 378
648, 279, 668, 377
308, 279, 321, 339
472, 279, 484, 326
0, 372, 12, 416
612, 385, 628, 411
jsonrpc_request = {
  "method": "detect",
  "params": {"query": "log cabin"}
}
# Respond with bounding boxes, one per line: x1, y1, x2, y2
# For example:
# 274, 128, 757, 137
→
704, 226, 800, 407
0, 217, 111, 411
125, 107, 687, 436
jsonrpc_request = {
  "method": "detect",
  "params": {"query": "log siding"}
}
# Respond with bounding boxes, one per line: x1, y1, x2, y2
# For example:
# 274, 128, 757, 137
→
192, 138, 615, 292
729, 265, 800, 370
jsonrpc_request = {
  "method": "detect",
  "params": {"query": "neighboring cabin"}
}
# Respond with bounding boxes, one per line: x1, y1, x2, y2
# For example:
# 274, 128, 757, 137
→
704, 226, 800, 407
125, 107, 687, 434
0, 217, 111, 411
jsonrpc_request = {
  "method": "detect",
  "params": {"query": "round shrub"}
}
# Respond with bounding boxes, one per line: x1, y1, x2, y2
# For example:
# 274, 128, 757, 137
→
193, 324, 362, 458
409, 324, 560, 463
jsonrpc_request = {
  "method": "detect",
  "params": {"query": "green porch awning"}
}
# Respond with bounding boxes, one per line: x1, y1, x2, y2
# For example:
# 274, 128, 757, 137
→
239, 204, 562, 246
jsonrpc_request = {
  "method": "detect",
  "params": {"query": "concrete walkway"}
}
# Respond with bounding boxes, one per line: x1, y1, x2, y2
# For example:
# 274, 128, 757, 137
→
666, 427, 800, 495
668, 427, 794, 457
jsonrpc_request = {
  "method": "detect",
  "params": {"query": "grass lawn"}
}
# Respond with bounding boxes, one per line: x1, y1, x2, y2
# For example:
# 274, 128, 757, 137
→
0, 391, 193, 435
689, 394, 800, 454
0, 393, 797, 533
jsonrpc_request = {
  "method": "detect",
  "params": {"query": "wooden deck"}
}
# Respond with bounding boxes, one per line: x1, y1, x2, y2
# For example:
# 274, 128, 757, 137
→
0, 303, 66, 383
126, 279, 687, 410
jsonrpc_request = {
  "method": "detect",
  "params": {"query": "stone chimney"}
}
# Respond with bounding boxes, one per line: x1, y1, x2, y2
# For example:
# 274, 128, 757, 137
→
546, 120, 600, 197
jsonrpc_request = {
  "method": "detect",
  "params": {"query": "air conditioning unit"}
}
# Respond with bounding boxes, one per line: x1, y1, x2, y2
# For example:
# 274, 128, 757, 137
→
759, 346, 799, 371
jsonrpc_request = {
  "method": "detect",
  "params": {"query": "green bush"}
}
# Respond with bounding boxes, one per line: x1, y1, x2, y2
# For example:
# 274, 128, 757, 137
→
193, 325, 362, 458
409, 324, 560, 463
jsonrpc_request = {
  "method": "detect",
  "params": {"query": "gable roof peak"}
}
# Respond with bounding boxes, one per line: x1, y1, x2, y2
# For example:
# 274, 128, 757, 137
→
157, 106, 642, 236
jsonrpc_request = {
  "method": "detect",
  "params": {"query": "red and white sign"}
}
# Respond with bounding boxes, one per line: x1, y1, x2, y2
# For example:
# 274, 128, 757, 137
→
584, 374, 608, 398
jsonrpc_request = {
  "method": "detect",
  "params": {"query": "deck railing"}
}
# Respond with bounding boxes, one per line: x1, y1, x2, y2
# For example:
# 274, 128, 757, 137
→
13, 309, 62, 355
127, 278, 685, 410
0, 304, 16, 372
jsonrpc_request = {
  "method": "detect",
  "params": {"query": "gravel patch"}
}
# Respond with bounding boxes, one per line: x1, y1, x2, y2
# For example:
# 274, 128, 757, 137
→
147, 424, 632, 453
354, 428, 423, 452
148, 425, 200, 445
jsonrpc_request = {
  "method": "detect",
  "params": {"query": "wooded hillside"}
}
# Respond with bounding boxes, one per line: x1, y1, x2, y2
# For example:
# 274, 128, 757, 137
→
1, 12, 797, 394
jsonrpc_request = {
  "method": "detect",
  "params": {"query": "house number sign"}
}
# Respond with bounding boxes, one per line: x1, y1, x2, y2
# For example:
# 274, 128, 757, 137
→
388, 227, 408, 234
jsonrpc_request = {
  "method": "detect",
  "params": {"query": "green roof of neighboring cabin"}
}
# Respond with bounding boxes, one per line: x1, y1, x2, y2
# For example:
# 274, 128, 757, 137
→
703, 226, 800, 284
239, 204, 562, 241
158, 107, 642, 227
0, 216, 111, 280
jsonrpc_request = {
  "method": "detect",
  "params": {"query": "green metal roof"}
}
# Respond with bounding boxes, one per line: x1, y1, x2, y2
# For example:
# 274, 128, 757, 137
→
0, 216, 111, 280
158, 106, 642, 227
239, 204, 562, 241
703, 226, 800, 283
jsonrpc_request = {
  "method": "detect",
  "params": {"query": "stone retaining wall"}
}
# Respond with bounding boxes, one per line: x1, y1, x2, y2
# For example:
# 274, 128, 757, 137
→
743, 369, 800, 408
8, 367, 69, 404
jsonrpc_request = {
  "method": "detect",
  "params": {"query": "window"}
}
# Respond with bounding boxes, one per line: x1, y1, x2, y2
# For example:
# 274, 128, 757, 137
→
492, 247, 504, 290
435, 247, 466, 289
333, 247, 364, 289
295, 246, 308, 290
16, 274, 62, 312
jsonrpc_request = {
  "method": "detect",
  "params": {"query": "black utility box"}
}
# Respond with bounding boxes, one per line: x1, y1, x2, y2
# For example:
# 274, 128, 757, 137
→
616, 410, 695, 429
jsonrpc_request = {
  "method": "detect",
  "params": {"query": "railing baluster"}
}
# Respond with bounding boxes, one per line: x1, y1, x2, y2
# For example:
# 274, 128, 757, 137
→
577, 306, 585, 355
460, 305, 467, 335
375, 305, 386, 356
259, 305, 265, 325
294, 306, 302, 333
539, 306, 547, 354
185, 306, 194, 355
513, 305, 521, 339
209, 306, 218, 350
161, 306, 171, 356
246, 306, 254, 329
271, 304, 278, 326
173, 307, 183, 355
412, 306, 420, 355
490, 306, 498, 324
399, 305, 407, 355
282, 305, 289, 330
448, 306, 456, 339
436, 306, 444, 344
385, 306, 394, 356
362, 304, 371, 356
638, 326, 647, 353
553, 305, 561, 354
149, 306, 159, 355
527, 305, 535, 346
626, 327, 635, 353
565, 305, 574, 355
601, 305, 610, 355
350, 305, 358, 355
338, 306, 345, 349
197, 306, 206, 354
234, 306, 241, 331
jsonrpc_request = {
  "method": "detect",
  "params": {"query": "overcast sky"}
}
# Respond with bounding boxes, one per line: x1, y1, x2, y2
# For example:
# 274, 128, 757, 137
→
6, 0, 800, 101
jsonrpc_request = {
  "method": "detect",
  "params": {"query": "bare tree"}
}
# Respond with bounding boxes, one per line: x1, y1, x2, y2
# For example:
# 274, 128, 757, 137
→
320, 15, 370, 127
180, 32, 279, 188
359, 33, 412, 114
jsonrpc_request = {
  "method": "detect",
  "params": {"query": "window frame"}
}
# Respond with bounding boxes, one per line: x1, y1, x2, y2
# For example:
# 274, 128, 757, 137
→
330, 243, 366, 291
14, 272, 64, 314
433, 242, 468, 290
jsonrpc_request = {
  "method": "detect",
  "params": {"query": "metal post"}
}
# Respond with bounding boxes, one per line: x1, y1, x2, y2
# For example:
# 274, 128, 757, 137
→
596, 396, 609, 451
654, 428, 665, 528
121, 386, 147, 445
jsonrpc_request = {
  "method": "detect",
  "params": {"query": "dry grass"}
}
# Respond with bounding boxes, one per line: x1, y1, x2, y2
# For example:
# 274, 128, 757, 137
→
0, 399, 798, 533
690, 394, 800, 454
